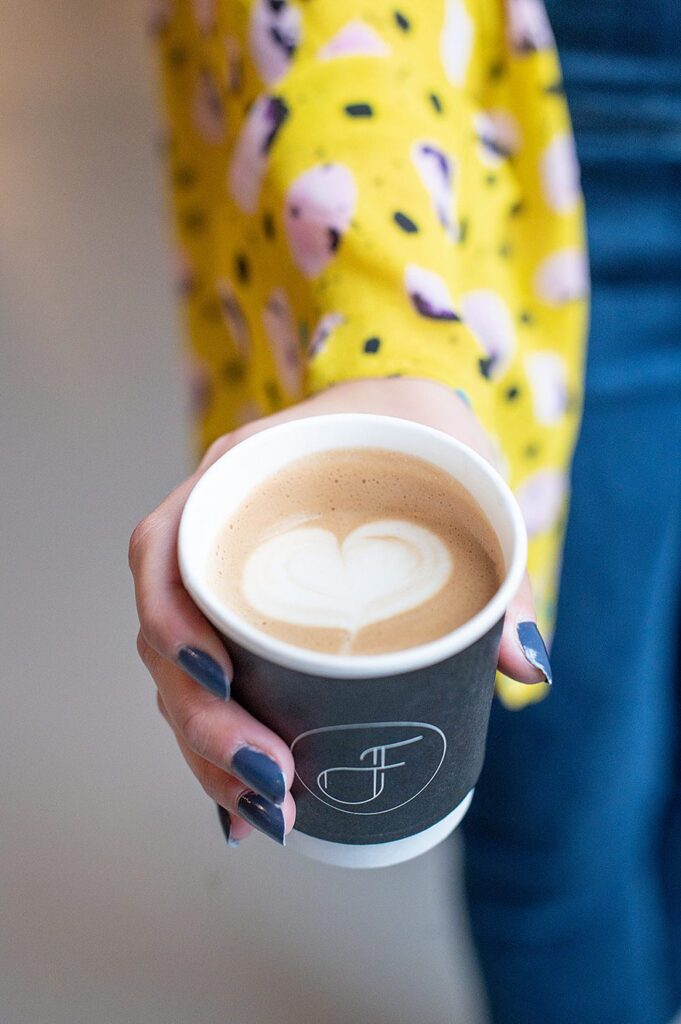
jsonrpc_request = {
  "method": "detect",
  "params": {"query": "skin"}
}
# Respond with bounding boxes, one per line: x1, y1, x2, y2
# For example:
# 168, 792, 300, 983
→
129, 378, 544, 843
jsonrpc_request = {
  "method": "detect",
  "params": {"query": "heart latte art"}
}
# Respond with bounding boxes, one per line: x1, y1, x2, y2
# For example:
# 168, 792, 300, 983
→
242, 520, 453, 635
207, 447, 504, 655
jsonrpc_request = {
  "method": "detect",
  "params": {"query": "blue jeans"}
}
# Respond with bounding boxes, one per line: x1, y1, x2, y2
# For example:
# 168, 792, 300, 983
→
461, 160, 681, 1023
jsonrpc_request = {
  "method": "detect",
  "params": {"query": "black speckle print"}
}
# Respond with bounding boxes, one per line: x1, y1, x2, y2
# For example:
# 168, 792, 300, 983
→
488, 60, 505, 80
545, 80, 565, 95
485, 174, 498, 186
328, 227, 341, 251
413, 294, 460, 321
393, 211, 419, 233
519, 310, 535, 325
499, 243, 512, 258
525, 443, 540, 458
290, 204, 300, 218
264, 380, 282, 406
263, 96, 290, 153
479, 357, 494, 379
363, 336, 381, 354
429, 92, 443, 113
394, 11, 410, 31
223, 360, 246, 384
267, 0, 286, 12
174, 164, 197, 189
262, 211, 276, 239
183, 208, 206, 233
505, 386, 521, 400
458, 218, 468, 243
344, 102, 374, 118
509, 199, 525, 217
168, 45, 188, 69
234, 252, 250, 283
269, 25, 297, 59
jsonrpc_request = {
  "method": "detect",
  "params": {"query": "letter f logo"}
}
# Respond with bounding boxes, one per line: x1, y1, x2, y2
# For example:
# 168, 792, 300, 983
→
317, 735, 424, 805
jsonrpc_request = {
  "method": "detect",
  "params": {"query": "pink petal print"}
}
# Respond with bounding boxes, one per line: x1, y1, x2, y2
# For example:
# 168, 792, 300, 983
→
235, 399, 264, 427
515, 470, 566, 536
217, 278, 251, 360
440, 0, 474, 87
308, 311, 346, 358
262, 287, 302, 398
474, 111, 521, 167
148, 0, 171, 36
173, 248, 195, 298
460, 290, 516, 378
535, 248, 590, 306
192, 70, 226, 144
249, 0, 302, 85
405, 264, 460, 320
182, 353, 212, 419
225, 35, 244, 93
228, 95, 289, 213
541, 134, 581, 213
193, 0, 216, 33
317, 20, 391, 59
505, 0, 555, 54
284, 164, 357, 278
411, 141, 458, 241
524, 351, 569, 424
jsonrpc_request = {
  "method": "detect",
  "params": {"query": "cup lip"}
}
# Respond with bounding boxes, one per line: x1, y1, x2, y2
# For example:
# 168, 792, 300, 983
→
178, 413, 527, 680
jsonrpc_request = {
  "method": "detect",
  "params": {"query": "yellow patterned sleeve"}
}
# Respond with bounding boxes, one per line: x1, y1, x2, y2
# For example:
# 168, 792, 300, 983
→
154, 0, 588, 709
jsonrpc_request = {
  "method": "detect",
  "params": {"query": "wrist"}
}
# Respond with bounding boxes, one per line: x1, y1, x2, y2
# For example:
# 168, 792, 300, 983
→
315, 375, 466, 417
311, 376, 495, 464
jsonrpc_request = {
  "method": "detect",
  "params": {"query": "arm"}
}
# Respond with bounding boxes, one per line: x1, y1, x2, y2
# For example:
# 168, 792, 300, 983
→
134, 0, 583, 843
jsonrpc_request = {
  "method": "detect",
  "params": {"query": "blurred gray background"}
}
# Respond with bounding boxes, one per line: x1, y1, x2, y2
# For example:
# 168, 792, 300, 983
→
0, 2, 488, 1022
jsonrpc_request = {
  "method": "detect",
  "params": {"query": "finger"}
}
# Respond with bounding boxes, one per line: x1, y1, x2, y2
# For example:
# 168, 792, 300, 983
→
496, 571, 552, 686
129, 476, 233, 701
156, 694, 250, 845
164, 705, 296, 847
141, 635, 295, 806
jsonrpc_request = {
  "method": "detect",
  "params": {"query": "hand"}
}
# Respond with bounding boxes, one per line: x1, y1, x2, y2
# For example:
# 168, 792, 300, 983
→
129, 377, 548, 847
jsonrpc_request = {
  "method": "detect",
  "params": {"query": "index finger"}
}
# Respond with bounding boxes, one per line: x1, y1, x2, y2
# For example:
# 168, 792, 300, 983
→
129, 471, 233, 699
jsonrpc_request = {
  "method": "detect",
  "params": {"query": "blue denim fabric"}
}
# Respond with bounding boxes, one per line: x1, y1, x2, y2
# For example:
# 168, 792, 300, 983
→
461, 6, 681, 1021
545, 0, 681, 166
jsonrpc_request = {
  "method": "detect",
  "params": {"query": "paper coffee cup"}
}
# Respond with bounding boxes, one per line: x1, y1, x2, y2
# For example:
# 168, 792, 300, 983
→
178, 414, 527, 868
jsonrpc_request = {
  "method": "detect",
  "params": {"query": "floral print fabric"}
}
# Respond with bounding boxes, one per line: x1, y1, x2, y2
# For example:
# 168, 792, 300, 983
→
154, 0, 588, 708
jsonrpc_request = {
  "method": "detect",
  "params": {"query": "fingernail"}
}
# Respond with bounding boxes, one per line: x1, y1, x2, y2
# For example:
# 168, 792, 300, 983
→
237, 791, 286, 846
216, 803, 240, 848
177, 647, 230, 700
231, 746, 286, 805
517, 622, 553, 686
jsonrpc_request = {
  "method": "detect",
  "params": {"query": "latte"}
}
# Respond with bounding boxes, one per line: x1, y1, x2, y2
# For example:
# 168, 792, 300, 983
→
207, 447, 504, 655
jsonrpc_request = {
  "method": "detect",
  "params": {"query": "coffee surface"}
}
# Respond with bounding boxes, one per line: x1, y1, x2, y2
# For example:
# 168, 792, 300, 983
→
207, 448, 504, 655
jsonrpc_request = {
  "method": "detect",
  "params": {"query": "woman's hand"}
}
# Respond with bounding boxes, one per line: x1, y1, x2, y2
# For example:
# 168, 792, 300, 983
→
129, 377, 548, 847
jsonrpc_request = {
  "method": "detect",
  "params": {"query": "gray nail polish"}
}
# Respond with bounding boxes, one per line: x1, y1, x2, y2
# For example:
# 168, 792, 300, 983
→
177, 647, 230, 700
517, 622, 553, 686
216, 804, 240, 848
231, 746, 286, 805
237, 791, 286, 846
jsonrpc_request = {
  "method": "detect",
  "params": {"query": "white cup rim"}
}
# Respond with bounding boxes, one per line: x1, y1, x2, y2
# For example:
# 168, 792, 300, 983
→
178, 414, 527, 680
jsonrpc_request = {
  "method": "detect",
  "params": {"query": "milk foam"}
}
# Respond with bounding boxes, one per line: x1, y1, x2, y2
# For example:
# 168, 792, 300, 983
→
208, 447, 504, 656
243, 520, 452, 636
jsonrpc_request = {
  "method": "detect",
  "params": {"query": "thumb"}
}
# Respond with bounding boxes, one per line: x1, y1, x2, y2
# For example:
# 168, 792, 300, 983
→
497, 571, 553, 686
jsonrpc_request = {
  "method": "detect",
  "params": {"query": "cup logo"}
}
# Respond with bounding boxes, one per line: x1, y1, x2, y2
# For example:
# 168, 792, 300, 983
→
291, 723, 446, 815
